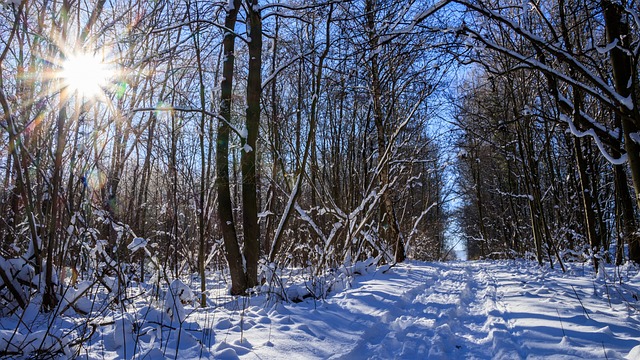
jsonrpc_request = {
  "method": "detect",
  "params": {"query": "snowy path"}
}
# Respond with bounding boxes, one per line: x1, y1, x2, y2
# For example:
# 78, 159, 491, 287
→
326, 262, 520, 359
206, 261, 640, 359
24, 260, 635, 359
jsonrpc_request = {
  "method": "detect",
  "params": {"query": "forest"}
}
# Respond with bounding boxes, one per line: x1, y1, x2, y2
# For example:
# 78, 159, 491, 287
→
1, 0, 640, 358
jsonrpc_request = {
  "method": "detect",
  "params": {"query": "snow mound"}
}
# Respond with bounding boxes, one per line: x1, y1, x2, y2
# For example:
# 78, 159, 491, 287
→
164, 279, 194, 322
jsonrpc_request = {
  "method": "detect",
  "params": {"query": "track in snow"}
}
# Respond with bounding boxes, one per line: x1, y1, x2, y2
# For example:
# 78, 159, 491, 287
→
231, 260, 640, 360
104, 260, 639, 359
9, 260, 639, 359
327, 262, 523, 359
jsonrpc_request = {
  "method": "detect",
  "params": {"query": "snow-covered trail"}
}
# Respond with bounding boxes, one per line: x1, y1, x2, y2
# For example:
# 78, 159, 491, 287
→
40, 260, 638, 359
326, 262, 520, 359
210, 261, 640, 359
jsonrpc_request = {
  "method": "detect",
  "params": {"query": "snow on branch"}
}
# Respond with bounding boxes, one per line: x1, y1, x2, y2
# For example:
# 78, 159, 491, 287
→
406, 202, 438, 245
261, 0, 343, 12
560, 113, 627, 165
460, 27, 623, 116
455, 0, 633, 112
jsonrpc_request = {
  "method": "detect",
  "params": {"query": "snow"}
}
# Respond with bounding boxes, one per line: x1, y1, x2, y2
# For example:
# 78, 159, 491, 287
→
621, 95, 635, 111
1, 260, 639, 359
127, 237, 147, 253
239, 126, 248, 139
2, 0, 21, 7
559, 113, 628, 166
165, 279, 195, 323
459, 5, 633, 112
596, 39, 618, 55
257, 210, 273, 218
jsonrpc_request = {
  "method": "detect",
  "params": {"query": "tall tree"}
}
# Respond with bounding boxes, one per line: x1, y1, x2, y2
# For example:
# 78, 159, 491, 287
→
216, 0, 246, 295
242, 0, 263, 288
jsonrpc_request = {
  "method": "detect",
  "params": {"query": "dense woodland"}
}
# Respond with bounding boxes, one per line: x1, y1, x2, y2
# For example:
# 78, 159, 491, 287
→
1, 0, 640, 314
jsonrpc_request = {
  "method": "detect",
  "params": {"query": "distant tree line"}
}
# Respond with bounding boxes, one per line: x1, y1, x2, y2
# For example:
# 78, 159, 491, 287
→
451, 0, 640, 269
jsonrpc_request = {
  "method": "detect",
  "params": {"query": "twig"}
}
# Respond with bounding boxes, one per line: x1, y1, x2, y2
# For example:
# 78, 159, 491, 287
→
571, 285, 591, 320
603, 281, 612, 308
382, 262, 398, 274
556, 309, 566, 337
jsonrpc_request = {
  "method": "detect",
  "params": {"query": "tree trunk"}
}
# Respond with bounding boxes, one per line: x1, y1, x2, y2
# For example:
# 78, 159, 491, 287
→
43, 90, 69, 312
614, 162, 640, 263
473, 154, 488, 258
216, 0, 246, 295
191, 2, 208, 307
574, 136, 601, 270
242, 0, 262, 288
365, 0, 404, 263
602, 1, 640, 217
264, 16, 280, 256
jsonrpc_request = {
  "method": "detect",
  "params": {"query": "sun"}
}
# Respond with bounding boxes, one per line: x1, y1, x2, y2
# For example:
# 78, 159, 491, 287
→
61, 52, 112, 99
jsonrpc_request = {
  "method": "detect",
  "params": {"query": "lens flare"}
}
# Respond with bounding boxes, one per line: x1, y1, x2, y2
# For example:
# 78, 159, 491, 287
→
61, 53, 112, 99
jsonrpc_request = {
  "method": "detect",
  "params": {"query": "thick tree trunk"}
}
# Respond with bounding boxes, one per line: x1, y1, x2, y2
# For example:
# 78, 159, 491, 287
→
601, 1, 640, 263
603, 1, 640, 218
216, 0, 246, 295
242, 0, 262, 288
614, 163, 640, 263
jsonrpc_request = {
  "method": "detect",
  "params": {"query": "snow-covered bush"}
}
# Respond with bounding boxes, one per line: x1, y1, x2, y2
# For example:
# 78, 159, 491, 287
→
164, 279, 194, 323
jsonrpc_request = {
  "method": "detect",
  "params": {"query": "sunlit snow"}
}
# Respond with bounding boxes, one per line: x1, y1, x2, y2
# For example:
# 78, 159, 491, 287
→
1, 260, 639, 359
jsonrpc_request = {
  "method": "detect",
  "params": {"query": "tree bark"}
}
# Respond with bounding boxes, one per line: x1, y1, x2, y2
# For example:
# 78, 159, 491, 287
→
242, 0, 262, 288
614, 162, 640, 263
602, 1, 640, 217
216, 0, 246, 295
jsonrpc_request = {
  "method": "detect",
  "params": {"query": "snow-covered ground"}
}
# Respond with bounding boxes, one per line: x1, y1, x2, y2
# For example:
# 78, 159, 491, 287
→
2, 260, 640, 359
